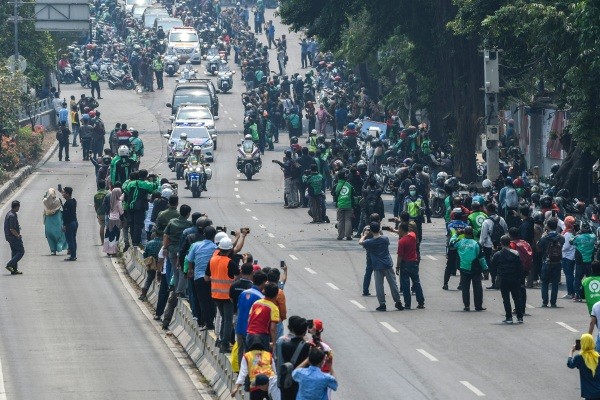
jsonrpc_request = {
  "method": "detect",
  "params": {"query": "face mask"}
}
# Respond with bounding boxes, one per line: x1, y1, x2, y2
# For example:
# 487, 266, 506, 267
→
409, 191, 417, 196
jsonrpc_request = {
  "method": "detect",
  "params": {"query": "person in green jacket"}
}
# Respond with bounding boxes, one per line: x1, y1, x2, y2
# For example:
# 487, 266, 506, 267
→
303, 165, 325, 223
124, 169, 159, 247
467, 201, 488, 240
450, 226, 488, 311
286, 110, 301, 140
333, 170, 354, 240
572, 222, 597, 301
583, 262, 600, 314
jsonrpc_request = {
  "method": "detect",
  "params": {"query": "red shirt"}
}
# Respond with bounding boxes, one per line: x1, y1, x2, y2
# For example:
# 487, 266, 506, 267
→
397, 232, 418, 262
117, 129, 131, 139
246, 298, 279, 336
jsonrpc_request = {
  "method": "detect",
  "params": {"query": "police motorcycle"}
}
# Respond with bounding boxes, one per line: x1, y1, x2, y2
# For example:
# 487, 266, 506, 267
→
164, 132, 193, 180
178, 61, 197, 82
164, 47, 180, 77
430, 171, 449, 218
236, 134, 262, 180
183, 146, 212, 198
216, 60, 234, 93
205, 45, 220, 75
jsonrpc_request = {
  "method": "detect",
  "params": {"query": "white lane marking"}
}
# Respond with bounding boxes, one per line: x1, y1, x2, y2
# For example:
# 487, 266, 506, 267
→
326, 283, 339, 290
233, 124, 238, 128
0, 347, 6, 400
460, 381, 485, 397
234, 187, 239, 192
557, 322, 578, 333
416, 349, 439, 362
219, 102, 224, 107
305, 268, 317, 274
228, 117, 233, 121
379, 322, 399, 333
267, 233, 275, 238
223, 110, 229, 114
350, 300, 365, 309
259, 224, 266, 229
426, 255, 437, 261
235, 194, 240, 198
525, 303, 534, 309
289, 254, 298, 261
235, 180, 239, 184
245, 208, 252, 212
277, 243, 285, 248
240, 201, 246, 205
236, 174, 240, 178
252, 216, 258, 220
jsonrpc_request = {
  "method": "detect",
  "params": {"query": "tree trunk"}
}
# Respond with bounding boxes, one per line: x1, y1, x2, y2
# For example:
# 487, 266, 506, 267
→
555, 146, 596, 201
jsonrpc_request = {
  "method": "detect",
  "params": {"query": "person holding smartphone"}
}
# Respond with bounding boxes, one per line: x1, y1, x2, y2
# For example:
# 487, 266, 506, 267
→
567, 333, 600, 399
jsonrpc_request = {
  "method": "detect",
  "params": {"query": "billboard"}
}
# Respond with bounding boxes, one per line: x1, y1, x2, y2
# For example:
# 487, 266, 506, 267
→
34, 0, 90, 32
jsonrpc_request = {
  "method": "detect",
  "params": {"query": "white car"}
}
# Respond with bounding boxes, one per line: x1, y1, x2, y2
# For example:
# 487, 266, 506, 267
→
125, 0, 153, 13
171, 104, 217, 149
166, 126, 214, 161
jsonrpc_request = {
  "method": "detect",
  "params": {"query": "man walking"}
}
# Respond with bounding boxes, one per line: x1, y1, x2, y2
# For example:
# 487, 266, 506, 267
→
450, 227, 488, 311
479, 203, 508, 288
360, 222, 404, 311
334, 170, 354, 240
57, 121, 71, 162
396, 223, 425, 309
62, 187, 78, 261
4, 200, 24, 274
537, 218, 565, 307
492, 235, 524, 323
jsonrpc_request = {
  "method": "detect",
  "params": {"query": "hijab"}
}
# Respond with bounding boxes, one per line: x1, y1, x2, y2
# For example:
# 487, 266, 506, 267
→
564, 216, 575, 233
580, 333, 599, 376
110, 188, 122, 212
43, 188, 62, 216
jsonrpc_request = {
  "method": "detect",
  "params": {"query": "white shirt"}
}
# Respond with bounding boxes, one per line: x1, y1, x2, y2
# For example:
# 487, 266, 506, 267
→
479, 214, 508, 248
562, 231, 575, 260
592, 301, 600, 333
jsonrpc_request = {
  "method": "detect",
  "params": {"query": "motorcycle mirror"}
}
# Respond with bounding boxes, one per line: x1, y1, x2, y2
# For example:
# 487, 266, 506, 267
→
162, 133, 170, 138
166, 103, 172, 108
214, 116, 219, 120
232, 70, 236, 74
237, 144, 241, 147
169, 116, 175, 121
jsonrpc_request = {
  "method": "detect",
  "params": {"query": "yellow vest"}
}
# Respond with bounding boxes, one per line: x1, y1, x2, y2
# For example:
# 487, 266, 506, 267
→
244, 350, 275, 384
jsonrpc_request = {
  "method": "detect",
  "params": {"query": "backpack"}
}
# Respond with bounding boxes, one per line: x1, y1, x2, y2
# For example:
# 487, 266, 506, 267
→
546, 237, 563, 263
489, 216, 504, 246
277, 340, 304, 389
513, 239, 533, 272
421, 139, 431, 156
505, 187, 519, 208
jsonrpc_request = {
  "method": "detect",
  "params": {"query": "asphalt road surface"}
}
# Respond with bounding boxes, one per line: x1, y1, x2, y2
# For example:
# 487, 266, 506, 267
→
0, 9, 589, 400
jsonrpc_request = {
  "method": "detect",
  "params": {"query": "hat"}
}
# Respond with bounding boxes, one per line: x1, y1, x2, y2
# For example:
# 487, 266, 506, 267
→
254, 374, 269, 386
452, 207, 463, 214
161, 188, 173, 199
214, 231, 229, 245
313, 319, 323, 332
218, 237, 233, 250
409, 185, 416, 190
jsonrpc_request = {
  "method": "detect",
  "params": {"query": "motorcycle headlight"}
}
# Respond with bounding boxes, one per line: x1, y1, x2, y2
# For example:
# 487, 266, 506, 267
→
206, 124, 214, 130
195, 167, 202, 173
202, 141, 212, 148
175, 152, 183, 156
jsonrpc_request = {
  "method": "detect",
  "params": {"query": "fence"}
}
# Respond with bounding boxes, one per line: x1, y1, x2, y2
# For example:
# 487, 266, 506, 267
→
18, 98, 55, 127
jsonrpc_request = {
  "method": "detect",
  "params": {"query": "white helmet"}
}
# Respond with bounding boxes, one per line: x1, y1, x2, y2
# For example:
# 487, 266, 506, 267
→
310, 129, 317, 135
244, 134, 252, 140
218, 237, 233, 250
436, 172, 448, 180
214, 231, 229, 245
482, 178, 493, 188
180, 132, 188, 140
193, 145, 202, 152
118, 145, 130, 156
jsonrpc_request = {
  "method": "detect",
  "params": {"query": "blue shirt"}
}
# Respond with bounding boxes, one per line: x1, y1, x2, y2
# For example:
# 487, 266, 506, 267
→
292, 365, 338, 400
236, 286, 264, 335
186, 240, 217, 280
361, 236, 393, 270
58, 108, 69, 123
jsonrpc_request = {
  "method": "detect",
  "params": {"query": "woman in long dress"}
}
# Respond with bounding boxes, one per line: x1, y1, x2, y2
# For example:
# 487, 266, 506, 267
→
43, 188, 68, 255
103, 187, 123, 256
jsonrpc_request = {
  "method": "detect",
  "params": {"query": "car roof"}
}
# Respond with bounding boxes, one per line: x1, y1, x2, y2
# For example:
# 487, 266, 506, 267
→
178, 103, 211, 110
156, 17, 181, 22
171, 126, 210, 134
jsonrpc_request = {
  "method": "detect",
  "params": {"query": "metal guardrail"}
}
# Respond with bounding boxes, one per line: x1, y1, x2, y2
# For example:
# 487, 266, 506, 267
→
18, 98, 53, 122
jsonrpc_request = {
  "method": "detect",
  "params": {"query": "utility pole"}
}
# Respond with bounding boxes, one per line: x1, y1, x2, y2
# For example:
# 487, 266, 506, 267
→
483, 49, 500, 181
8, 0, 21, 72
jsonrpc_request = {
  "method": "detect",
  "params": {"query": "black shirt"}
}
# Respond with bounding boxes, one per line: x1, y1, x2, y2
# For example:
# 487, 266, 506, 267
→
519, 217, 535, 246
4, 210, 19, 240
62, 198, 77, 225
491, 248, 523, 279
229, 278, 253, 313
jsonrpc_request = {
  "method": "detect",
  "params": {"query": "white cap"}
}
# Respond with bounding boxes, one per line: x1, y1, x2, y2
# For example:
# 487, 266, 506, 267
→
218, 237, 233, 250
161, 188, 173, 199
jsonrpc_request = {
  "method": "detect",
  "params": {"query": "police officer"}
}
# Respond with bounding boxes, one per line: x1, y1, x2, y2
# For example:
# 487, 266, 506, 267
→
153, 55, 164, 90
89, 65, 102, 99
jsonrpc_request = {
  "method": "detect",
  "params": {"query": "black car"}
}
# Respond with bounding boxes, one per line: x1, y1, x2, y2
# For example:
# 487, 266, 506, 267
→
166, 79, 219, 117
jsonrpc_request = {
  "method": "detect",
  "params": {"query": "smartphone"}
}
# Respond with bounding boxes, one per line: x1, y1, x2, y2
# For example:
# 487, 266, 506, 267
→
280, 260, 285, 268
253, 260, 258, 265
388, 218, 396, 222
576, 339, 581, 351
230, 230, 236, 236
57, 184, 62, 192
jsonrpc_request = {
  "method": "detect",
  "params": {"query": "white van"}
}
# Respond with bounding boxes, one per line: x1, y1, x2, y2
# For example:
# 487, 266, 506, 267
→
142, 7, 169, 29
154, 17, 183, 33
125, 0, 153, 13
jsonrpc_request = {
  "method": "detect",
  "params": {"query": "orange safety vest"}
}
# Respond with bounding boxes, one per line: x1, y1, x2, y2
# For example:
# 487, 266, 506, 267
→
244, 350, 275, 385
210, 254, 233, 300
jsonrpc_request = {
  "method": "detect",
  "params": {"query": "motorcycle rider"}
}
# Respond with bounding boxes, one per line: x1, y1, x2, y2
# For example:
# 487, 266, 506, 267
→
156, 26, 166, 40
184, 146, 208, 191
129, 129, 144, 162
403, 185, 425, 253
111, 145, 136, 186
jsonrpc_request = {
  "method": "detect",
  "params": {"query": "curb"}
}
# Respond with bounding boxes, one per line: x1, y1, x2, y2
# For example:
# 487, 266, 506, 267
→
0, 140, 58, 206
122, 247, 245, 400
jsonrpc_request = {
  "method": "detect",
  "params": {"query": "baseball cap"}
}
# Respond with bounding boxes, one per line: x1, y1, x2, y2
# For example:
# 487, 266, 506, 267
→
313, 319, 323, 332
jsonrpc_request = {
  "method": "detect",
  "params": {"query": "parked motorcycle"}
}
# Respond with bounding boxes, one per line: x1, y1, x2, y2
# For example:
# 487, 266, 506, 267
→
57, 66, 75, 84
236, 138, 262, 180
217, 61, 234, 93
107, 67, 135, 90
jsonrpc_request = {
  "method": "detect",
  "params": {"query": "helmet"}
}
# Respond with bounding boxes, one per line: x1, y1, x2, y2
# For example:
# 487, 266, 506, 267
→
91, 65, 99, 71
180, 132, 188, 140
557, 189, 570, 198
357, 160, 367, 173
403, 158, 413, 166
193, 145, 202, 152
88, 110, 96, 118
551, 163, 560, 174
533, 211, 545, 224
530, 193, 541, 204
530, 185, 539, 194
102, 156, 111, 164
482, 179, 492, 189
244, 134, 252, 140
513, 177, 524, 188
310, 129, 317, 135
347, 123, 356, 130
437, 172, 448, 180
118, 145, 130, 157
472, 195, 485, 205
445, 177, 459, 189
290, 136, 298, 144
540, 195, 552, 209
516, 188, 525, 197
161, 188, 173, 199
81, 114, 91, 122
214, 231, 229, 245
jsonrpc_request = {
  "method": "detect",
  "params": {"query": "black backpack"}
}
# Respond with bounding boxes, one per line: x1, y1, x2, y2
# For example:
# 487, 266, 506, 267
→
277, 340, 305, 389
489, 216, 504, 247
546, 237, 563, 263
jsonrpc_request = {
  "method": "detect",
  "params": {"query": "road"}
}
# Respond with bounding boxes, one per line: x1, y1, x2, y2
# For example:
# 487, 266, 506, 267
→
0, 8, 588, 400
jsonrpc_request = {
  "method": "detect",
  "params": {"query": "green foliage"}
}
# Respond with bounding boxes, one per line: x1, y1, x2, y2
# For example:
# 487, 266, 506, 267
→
0, 66, 24, 135
0, 2, 56, 85
0, 126, 44, 171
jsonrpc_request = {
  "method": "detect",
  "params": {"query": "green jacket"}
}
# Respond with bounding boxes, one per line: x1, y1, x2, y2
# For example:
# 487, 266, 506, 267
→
154, 206, 179, 237
449, 234, 488, 272
129, 137, 144, 156
249, 123, 259, 142
467, 211, 487, 240
572, 233, 596, 263
125, 179, 159, 211
286, 113, 301, 128
164, 216, 193, 248
303, 173, 324, 196
334, 179, 354, 209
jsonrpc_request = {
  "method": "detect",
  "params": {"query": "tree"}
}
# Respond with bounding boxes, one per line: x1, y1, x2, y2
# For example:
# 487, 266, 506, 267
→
0, 66, 25, 137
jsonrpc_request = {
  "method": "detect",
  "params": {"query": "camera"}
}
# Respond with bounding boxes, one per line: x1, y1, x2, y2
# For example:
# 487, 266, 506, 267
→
216, 226, 227, 233
382, 226, 392, 231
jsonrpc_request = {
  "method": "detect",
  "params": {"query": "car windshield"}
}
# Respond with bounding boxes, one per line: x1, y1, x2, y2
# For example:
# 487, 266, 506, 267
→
171, 128, 210, 141
173, 90, 211, 107
218, 63, 230, 73
133, 6, 147, 16
177, 108, 212, 120
169, 32, 199, 43
157, 20, 183, 32
127, 0, 152, 6
206, 48, 218, 57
